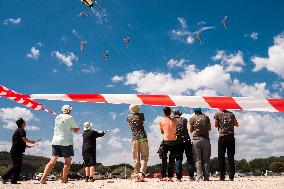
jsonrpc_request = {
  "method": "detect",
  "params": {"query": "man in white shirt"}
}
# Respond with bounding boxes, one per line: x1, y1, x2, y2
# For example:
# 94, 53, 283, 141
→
40, 105, 80, 184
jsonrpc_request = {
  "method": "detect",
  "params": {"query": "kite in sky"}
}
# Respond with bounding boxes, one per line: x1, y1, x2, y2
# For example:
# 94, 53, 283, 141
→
124, 36, 130, 48
221, 16, 228, 30
103, 50, 109, 62
81, 0, 105, 17
78, 11, 89, 17
80, 40, 87, 51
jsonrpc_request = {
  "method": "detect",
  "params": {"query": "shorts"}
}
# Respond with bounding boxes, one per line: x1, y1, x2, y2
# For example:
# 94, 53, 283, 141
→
52, 145, 74, 157
83, 153, 96, 167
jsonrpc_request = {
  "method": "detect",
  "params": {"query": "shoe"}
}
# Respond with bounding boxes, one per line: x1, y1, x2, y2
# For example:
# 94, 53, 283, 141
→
159, 178, 167, 182
88, 178, 95, 182
1, 177, 7, 184
219, 178, 225, 181
167, 178, 174, 182
189, 177, 195, 181
229, 178, 234, 181
177, 179, 182, 182
11, 181, 20, 184
85, 179, 89, 182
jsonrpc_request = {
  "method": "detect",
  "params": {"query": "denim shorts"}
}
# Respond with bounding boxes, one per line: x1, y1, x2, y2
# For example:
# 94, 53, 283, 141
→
52, 145, 74, 157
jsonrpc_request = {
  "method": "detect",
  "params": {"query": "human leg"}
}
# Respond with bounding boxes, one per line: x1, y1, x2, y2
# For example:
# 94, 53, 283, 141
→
218, 137, 226, 180
40, 156, 58, 184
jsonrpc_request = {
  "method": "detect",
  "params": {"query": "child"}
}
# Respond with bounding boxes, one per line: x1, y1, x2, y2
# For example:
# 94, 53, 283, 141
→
82, 122, 106, 182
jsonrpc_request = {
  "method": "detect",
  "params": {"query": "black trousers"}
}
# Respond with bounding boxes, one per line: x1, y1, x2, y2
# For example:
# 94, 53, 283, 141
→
2, 152, 23, 182
175, 140, 195, 179
218, 135, 235, 180
161, 141, 176, 178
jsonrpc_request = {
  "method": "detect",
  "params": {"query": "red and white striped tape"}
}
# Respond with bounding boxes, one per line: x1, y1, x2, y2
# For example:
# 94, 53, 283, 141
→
0, 85, 56, 115
28, 94, 284, 112
1, 85, 284, 113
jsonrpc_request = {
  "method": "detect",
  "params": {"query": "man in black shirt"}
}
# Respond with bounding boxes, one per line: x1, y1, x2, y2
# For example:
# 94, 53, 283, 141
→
172, 109, 195, 181
1, 118, 37, 184
82, 122, 106, 182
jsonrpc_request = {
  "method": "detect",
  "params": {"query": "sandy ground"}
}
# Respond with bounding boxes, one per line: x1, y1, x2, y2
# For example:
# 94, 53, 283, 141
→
1, 177, 284, 189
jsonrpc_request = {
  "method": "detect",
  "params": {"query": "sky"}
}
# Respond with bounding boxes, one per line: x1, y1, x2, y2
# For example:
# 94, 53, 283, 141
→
1, 0, 284, 166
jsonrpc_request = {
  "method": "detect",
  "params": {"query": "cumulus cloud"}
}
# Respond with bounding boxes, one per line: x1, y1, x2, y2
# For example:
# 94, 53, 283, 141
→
252, 33, 284, 78
26, 47, 40, 60
212, 50, 245, 72
114, 58, 277, 97
110, 112, 117, 120
167, 59, 187, 68
112, 75, 125, 82
3, 18, 21, 25
51, 51, 78, 67
0, 107, 39, 130
250, 32, 259, 40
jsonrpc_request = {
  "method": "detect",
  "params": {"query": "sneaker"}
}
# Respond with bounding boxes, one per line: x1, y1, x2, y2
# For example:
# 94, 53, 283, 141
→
167, 178, 174, 182
11, 181, 20, 184
1, 177, 7, 184
219, 178, 225, 181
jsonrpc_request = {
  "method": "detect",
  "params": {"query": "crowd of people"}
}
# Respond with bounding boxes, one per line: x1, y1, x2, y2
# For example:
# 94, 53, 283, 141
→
1, 104, 239, 184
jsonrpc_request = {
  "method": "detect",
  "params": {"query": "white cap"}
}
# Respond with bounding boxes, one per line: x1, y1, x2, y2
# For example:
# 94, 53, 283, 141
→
62, 105, 72, 114
129, 104, 140, 114
83, 122, 93, 131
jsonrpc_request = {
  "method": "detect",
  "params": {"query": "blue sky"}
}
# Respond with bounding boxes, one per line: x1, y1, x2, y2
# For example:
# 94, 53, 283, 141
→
1, 0, 284, 165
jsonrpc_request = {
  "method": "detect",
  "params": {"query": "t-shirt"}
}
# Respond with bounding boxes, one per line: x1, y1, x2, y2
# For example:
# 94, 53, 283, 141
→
127, 113, 147, 140
175, 117, 190, 140
160, 117, 177, 141
189, 114, 210, 139
82, 130, 105, 155
214, 111, 236, 137
10, 127, 26, 154
52, 114, 79, 146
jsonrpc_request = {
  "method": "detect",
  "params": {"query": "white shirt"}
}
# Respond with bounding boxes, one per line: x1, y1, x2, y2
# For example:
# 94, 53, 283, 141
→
52, 114, 79, 146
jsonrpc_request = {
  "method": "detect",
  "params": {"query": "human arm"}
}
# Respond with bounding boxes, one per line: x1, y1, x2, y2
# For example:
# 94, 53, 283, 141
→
188, 118, 194, 133
22, 137, 36, 145
233, 116, 239, 127
69, 117, 80, 132
214, 113, 219, 129
208, 117, 211, 131
160, 122, 164, 134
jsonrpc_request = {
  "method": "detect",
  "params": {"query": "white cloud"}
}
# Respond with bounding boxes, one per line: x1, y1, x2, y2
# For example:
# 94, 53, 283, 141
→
212, 50, 245, 72
81, 65, 99, 74
250, 32, 259, 40
26, 47, 40, 60
0, 107, 39, 130
177, 17, 187, 29
252, 33, 284, 78
51, 51, 78, 67
72, 29, 82, 39
107, 136, 122, 149
112, 75, 125, 83
3, 18, 21, 25
117, 59, 274, 97
167, 58, 187, 68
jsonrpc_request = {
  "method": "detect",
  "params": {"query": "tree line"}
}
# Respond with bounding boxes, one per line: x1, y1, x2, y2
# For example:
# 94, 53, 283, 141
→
1, 151, 284, 177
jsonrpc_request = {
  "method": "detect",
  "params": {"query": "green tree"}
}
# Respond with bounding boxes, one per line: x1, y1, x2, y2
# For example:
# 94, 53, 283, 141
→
269, 162, 284, 173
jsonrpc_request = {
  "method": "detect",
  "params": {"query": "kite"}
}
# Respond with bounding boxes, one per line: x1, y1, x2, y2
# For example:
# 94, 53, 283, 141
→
103, 50, 109, 62
195, 32, 201, 43
81, 0, 105, 17
221, 16, 228, 30
124, 36, 130, 48
80, 40, 87, 51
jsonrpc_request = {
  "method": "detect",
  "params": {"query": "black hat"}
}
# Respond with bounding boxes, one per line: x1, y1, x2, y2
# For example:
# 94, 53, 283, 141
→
16, 118, 25, 128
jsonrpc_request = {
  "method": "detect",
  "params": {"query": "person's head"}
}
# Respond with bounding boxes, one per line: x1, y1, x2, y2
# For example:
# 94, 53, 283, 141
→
83, 122, 93, 131
163, 106, 172, 117
219, 108, 228, 112
16, 118, 26, 129
62, 105, 72, 114
193, 108, 202, 115
129, 104, 140, 114
172, 109, 182, 118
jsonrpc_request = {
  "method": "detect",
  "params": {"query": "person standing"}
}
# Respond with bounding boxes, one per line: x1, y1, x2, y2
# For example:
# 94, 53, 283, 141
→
1, 118, 37, 184
189, 108, 211, 181
214, 109, 239, 181
82, 122, 106, 182
159, 107, 177, 182
127, 104, 149, 182
40, 105, 80, 184
172, 109, 195, 182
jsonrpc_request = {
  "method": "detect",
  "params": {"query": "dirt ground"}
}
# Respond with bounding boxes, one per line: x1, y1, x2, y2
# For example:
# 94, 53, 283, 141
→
1, 177, 284, 189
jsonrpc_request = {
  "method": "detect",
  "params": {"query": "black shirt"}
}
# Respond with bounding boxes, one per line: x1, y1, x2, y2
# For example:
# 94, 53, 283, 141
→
10, 128, 26, 154
82, 130, 104, 155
